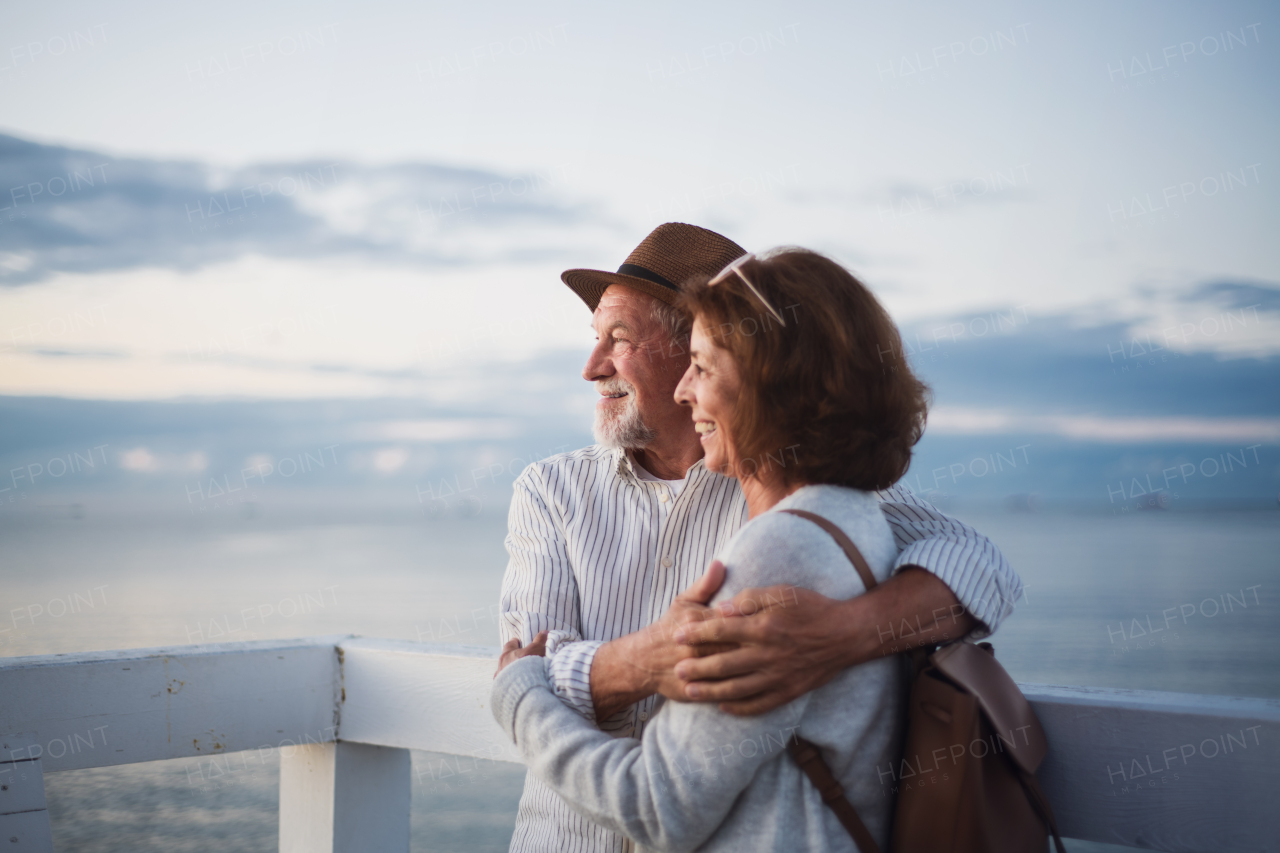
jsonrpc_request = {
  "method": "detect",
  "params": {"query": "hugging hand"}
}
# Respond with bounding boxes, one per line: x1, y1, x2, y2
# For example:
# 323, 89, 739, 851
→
495, 631, 549, 678
673, 585, 849, 715
639, 560, 737, 701
587, 560, 736, 720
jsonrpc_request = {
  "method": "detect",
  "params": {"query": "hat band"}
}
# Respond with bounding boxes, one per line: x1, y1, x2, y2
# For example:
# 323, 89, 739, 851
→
616, 263, 678, 292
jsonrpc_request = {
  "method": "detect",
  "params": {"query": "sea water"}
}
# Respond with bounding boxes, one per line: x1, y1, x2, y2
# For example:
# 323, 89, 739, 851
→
2, 507, 1276, 852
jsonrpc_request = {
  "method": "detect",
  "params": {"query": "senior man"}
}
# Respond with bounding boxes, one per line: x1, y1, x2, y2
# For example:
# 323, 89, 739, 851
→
498, 223, 1023, 853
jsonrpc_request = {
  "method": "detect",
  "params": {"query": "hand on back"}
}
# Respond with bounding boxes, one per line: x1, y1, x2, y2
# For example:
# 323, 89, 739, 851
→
674, 584, 851, 715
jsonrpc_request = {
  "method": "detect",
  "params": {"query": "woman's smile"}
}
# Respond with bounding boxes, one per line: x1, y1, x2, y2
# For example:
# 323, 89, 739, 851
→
673, 318, 741, 476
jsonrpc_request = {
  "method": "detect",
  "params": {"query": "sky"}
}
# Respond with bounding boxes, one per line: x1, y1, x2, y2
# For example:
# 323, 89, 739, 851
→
0, 0, 1277, 509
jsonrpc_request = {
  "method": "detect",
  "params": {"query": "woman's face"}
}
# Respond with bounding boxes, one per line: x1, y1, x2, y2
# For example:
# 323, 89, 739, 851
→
674, 316, 742, 477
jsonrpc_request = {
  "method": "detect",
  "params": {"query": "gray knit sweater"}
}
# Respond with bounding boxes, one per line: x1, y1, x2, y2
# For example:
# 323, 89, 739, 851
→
491, 484, 905, 853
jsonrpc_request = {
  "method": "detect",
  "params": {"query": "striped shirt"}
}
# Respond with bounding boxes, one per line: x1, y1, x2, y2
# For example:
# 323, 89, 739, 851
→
499, 445, 1023, 853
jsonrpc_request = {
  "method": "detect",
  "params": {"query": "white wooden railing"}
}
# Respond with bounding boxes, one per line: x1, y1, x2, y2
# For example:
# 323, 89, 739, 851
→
1, 637, 1277, 852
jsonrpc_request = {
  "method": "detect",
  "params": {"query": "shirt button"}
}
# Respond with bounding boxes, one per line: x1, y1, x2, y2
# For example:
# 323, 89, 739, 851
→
661, 556, 672, 567
658, 492, 669, 503
639, 711, 649, 721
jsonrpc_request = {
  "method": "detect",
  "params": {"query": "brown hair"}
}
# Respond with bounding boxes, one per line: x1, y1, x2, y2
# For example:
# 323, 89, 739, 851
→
677, 248, 929, 491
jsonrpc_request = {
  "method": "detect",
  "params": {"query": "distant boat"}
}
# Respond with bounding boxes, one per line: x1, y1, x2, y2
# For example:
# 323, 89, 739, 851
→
1135, 492, 1170, 511
1005, 493, 1040, 513
33, 503, 85, 519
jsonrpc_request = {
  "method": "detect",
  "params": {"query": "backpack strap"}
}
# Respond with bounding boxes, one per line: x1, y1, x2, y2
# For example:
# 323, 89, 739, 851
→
779, 509, 878, 591
778, 509, 882, 852
1018, 768, 1069, 853
788, 735, 883, 853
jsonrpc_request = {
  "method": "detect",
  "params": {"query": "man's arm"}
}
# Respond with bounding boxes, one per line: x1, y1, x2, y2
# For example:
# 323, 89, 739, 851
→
500, 470, 602, 719
591, 562, 972, 718
671, 489, 1022, 715
671, 567, 970, 714
877, 485, 1024, 638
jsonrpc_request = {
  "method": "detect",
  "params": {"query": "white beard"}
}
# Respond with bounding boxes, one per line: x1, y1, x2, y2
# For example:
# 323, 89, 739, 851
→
592, 378, 657, 450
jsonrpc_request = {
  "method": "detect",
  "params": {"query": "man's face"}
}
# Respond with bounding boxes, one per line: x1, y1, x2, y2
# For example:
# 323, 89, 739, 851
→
583, 285, 690, 450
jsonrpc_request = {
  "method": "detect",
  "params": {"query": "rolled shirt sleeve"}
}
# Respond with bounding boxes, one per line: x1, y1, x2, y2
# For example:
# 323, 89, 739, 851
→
875, 485, 1024, 638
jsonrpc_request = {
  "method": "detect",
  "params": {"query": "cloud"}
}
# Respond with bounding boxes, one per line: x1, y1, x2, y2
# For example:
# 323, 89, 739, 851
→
117, 446, 209, 473
862, 168, 1036, 215
930, 407, 1280, 443
900, 293, 1280, 418
0, 133, 602, 286
352, 419, 522, 443
371, 447, 409, 474
118, 447, 159, 472
1185, 280, 1280, 314
2, 318, 1276, 509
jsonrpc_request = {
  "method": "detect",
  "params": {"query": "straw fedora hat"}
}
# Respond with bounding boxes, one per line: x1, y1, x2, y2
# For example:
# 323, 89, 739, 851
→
562, 222, 746, 311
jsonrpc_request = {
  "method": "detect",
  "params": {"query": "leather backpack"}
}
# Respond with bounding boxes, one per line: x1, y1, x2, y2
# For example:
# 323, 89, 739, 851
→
780, 509, 1067, 853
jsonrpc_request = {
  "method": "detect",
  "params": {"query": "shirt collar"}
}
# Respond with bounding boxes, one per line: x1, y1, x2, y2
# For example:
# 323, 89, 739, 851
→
614, 448, 633, 479
614, 448, 706, 483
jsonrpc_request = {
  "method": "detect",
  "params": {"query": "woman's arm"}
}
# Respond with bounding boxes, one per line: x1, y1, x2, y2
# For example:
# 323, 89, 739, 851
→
494, 654, 806, 852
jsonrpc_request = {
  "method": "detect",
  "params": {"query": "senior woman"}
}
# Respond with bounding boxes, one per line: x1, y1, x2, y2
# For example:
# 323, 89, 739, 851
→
491, 248, 930, 853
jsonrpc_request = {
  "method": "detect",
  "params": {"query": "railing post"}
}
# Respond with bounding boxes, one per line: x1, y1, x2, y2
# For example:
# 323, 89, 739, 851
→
0, 737, 54, 853
279, 741, 411, 853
